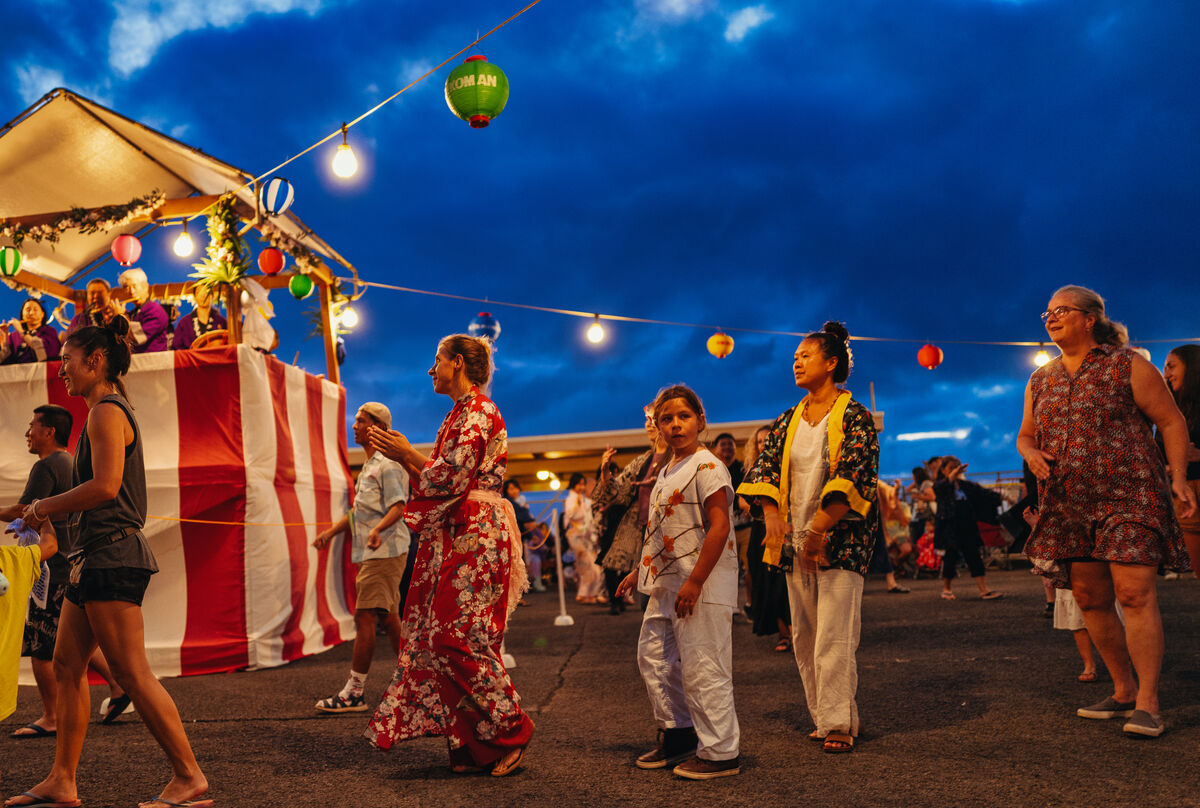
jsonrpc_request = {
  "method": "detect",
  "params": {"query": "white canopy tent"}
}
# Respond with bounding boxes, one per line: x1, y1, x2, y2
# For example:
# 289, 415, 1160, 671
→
0, 88, 354, 380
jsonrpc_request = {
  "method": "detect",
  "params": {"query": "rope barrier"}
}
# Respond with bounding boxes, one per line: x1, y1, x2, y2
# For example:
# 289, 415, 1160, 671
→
146, 514, 334, 528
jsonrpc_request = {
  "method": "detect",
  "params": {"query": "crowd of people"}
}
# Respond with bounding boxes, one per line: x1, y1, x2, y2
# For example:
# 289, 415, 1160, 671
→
0, 284, 1196, 804
0, 271, 264, 366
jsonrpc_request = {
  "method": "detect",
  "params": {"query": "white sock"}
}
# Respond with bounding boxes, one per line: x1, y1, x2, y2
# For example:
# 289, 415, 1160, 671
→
340, 671, 367, 699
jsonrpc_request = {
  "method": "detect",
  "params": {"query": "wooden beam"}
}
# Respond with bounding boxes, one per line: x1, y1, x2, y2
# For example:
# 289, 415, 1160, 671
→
139, 195, 223, 221
9, 270, 83, 303
318, 279, 339, 385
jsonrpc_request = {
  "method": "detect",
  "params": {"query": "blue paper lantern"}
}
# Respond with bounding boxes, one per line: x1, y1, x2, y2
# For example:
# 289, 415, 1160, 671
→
260, 177, 294, 216
468, 311, 500, 342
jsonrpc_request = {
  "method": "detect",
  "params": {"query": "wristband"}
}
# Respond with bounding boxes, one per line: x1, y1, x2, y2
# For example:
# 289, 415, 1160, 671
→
30, 499, 45, 520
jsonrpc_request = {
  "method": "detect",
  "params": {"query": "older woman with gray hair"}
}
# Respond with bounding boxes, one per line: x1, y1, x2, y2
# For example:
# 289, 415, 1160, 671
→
1018, 284, 1194, 739
118, 268, 171, 353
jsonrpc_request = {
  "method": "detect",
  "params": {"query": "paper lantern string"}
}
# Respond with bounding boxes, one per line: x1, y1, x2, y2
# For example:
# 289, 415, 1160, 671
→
352, 278, 1200, 347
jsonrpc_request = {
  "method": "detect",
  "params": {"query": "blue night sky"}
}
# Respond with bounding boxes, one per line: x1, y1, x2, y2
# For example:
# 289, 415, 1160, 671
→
2, 0, 1198, 479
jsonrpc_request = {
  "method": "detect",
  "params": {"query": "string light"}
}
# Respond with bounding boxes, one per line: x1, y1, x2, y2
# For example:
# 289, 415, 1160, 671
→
585, 314, 605, 344
1033, 343, 1052, 367
172, 221, 194, 257
548, 477, 562, 491
339, 306, 359, 330
331, 123, 358, 178
536, 470, 550, 480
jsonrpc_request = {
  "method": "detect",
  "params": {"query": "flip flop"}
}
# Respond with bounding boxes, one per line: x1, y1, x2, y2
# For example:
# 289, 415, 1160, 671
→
139, 797, 215, 808
980, 591, 1005, 600
490, 746, 526, 777
100, 693, 133, 724
9, 723, 56, 738
1078, 671, 1099, 683
4, 792, 81, 808
807, 730, 825, 742
823, 733, 854, 754
940, 591, 956, 600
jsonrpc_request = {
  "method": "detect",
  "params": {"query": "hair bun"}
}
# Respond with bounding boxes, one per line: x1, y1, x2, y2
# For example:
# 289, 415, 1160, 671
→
822, 321, 849, 344
106, 314, 131, 338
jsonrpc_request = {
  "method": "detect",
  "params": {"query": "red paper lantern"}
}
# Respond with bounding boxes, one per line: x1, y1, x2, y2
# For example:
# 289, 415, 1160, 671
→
258, 247, 285, 275
111, 234, 142, 267
917, 344, 944, 370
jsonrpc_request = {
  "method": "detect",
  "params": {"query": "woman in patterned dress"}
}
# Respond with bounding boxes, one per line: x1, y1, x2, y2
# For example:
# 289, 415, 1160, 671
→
365, 334, 534, 775
737, 322, 879, 754
1018, 286, 1195, 738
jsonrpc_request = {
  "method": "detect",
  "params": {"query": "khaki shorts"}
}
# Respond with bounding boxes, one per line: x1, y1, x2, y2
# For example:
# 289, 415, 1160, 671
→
735, 525, 752, 569
355, 555, 407, 613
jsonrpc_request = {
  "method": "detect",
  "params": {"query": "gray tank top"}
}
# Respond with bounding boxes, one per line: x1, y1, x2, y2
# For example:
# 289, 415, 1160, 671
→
71, 393, 158, 572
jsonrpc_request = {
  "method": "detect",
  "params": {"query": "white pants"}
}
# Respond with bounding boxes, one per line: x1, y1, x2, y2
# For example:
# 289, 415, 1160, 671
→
787, 566, 863, 737
637, 589, 740, 761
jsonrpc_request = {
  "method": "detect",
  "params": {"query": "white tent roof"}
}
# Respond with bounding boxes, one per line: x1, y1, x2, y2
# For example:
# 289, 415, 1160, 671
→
0, 88, 352, 284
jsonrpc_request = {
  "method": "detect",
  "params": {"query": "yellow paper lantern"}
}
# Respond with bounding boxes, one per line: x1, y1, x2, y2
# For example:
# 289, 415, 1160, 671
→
707, 331, 734, 358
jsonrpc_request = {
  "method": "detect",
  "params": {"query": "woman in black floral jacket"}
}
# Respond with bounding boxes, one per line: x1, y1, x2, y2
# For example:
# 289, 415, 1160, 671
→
737, 322, 878, 754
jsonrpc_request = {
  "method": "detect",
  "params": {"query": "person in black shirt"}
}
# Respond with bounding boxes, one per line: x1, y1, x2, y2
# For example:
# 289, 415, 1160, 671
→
0, 406, 130, 738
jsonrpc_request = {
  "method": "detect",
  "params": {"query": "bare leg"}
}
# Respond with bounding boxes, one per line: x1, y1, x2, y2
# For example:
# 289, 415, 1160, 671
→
1109, 563, 1164, 715
350, 610, 379, 675
974, 575, 991, 595
29, 658, 57, 731
1072, 629, 1097, 678
383, 611, 402, 657
1071, 562, 1137, 704
86, 601, 208, 807
88, 647, 126, 700
1182, 529, 1200, 581
6, 601, 95, 806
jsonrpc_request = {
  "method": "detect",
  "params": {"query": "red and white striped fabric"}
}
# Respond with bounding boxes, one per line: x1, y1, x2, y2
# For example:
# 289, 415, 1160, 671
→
0, 345, 354, 680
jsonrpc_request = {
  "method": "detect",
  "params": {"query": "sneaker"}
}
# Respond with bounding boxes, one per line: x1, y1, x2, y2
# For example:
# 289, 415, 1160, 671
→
673, 755, 741, 780
315, 693, 367, 713
1043, 602, 1055, 618
1122, 710, 1165, 737
1077, 696, 1136, 720
635, 727, 699, 769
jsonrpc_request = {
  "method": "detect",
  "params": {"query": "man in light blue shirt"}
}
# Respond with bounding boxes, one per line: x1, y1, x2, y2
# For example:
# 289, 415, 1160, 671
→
312, 402, 410, 712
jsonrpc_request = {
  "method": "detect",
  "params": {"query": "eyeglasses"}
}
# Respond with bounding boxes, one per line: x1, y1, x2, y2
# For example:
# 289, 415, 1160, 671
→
1040, 305, 1086, 323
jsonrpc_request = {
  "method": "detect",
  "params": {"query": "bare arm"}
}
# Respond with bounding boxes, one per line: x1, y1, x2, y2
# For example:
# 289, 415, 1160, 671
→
1017, 379, 1055, 480
24, 404, 129, 525
313, 512, 350, 549
367, 502, 406, 550
674, 489, 731, 618
1130, 354, 1197, 518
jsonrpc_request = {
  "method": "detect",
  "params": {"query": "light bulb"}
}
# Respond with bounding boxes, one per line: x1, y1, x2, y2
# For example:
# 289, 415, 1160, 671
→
536, 470, 550, 481
339, 306, 359, 330
173, 229, 194, 258
1033, 349, 1052, 367
586, 316, 605, 344
332, 143, 358, 178
549, 478, 562, 490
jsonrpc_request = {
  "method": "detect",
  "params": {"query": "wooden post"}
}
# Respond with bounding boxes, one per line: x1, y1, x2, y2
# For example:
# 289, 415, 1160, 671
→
225, 285, 242, 344
318, 279, 339, 385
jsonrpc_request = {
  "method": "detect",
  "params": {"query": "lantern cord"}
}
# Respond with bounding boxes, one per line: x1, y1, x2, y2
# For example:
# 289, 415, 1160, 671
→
351, 279, 1200, 347
242, 0, 546, 191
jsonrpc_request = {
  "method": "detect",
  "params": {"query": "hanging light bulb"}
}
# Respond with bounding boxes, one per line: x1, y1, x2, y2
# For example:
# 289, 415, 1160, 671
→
536, 470, 550, 481
1033, 344, 1052, 367
339, 305, 359, 330
172, 220, 195, 258
331, 122, 358, 178
548, 477, 562, 491
585, 314, 606, 344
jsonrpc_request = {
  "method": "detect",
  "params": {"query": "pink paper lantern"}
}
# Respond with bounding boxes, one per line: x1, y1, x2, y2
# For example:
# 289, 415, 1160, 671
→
111, 234, 142, 267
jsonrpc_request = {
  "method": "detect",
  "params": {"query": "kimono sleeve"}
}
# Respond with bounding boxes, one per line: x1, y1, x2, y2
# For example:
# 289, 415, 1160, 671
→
736, 409, 791, 506
820, 402, 878, 518
417, 396, 496, 500
695, 458, 733, 513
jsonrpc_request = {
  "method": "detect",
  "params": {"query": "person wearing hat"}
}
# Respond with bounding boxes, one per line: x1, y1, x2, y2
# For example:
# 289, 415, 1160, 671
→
312, 402, 411, 712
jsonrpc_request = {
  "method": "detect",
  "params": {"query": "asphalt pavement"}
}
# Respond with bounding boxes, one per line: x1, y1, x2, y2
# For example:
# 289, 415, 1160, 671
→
3, 569, 1199, 808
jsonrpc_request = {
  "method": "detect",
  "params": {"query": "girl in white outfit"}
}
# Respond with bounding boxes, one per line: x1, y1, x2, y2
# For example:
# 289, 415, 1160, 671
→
617, 385, 741, 780
564, 473, 604, 602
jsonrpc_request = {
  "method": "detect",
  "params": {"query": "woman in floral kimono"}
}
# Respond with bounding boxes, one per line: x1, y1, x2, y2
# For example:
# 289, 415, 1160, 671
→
365, 334, 534, 776
737, 321, 879, 755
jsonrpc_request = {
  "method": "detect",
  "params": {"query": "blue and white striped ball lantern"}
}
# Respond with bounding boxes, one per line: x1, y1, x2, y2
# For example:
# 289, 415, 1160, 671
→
259, 177, 294, 216
0, 245, 21, 277
468, 311, 500, 342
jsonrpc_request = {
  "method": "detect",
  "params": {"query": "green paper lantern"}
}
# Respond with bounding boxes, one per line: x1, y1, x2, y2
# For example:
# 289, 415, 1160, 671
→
0, 246, 21, 277
444, 55, 509, 129
289, 273, 314, 300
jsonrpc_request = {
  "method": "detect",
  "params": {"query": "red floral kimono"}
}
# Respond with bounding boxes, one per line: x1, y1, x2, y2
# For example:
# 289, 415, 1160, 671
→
366, 388, 535, 766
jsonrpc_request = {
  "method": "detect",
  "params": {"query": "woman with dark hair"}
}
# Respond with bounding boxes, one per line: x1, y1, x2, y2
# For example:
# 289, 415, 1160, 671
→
738, 322, 879, 754
592, 406, 669, 614
741, 424, 792, 651
366, 334, 534, 776
565, 471, 603, 603
1162, 344, 1200, 578
1018, 285, 1194, 738
1, 298, 60, 364
11, 317, 212, 808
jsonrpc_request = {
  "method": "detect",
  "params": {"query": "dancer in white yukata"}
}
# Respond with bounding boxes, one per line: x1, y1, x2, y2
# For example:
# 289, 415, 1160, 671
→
617, 384, 741, 780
